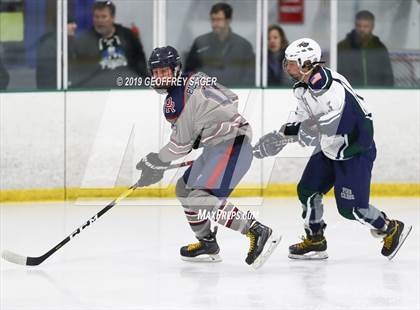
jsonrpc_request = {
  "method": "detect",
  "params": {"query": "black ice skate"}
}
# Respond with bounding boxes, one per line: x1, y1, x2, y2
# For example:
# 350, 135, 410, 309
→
180, 227, 222, 262
245, 220, 281, 269
381, 219, 412, 260
289, 226, 328, 260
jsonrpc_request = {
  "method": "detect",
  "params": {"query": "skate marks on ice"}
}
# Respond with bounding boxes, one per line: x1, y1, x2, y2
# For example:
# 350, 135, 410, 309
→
1, 198, 419, 309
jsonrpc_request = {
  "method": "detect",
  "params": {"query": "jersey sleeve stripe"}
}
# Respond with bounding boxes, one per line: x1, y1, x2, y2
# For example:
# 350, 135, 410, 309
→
167, 147, 191, 155
169, 138, 193, 147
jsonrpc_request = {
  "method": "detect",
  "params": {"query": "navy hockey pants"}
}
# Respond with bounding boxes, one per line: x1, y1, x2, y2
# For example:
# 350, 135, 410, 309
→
298, 146, 386, 232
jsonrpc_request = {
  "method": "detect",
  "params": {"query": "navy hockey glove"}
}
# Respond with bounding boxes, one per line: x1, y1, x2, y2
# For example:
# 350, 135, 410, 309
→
253, 130, 289, 159
136, 153, 170, 187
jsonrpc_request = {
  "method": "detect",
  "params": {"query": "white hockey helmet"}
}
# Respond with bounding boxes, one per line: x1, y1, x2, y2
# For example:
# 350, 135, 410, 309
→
284, 38, 322, 69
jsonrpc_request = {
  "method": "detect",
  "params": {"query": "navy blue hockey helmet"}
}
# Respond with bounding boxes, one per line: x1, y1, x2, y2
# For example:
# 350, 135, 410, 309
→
148, 46, 182, 77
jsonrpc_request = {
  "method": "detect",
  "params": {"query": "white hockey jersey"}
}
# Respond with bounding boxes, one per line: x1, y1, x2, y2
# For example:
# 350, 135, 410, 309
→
285, 66, 375, 160
158, 72, 252, 163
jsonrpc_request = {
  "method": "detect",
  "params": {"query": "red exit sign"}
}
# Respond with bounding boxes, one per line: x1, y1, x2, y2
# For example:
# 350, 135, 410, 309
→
278, 0, 304, 24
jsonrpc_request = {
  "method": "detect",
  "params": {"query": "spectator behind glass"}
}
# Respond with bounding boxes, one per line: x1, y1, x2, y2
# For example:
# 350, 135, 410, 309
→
0, 56, 10, 89
36, 21, 77, 89
70, 1, 147, 88
267, 24, 290, 86
338, 10, 394, 87
185, 2, 255, 87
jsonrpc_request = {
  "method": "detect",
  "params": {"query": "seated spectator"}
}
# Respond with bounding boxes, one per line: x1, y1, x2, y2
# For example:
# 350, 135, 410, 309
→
70, 1, 147, 88
185, 2, 255, 87
267, 24, 290, 86
338, 10, 394, 87
0, 56, 10, 89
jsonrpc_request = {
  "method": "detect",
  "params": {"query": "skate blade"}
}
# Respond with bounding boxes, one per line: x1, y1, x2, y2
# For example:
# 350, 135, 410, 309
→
387, 225, 412, 261
181, 254, 222, 263
288, 251, 328, 260
252, 233, 282, 270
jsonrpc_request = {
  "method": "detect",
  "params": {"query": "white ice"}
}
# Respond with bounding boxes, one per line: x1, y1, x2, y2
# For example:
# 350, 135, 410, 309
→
1, 197, 419, 310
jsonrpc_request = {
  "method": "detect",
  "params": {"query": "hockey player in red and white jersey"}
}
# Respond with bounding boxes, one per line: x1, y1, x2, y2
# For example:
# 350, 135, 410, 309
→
136, 46, 280, 269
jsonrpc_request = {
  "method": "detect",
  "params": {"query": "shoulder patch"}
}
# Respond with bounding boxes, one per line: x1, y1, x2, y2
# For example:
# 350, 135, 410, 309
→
308, 67, 332, 95
310, 72, 322, 85
164, 85, 186, 123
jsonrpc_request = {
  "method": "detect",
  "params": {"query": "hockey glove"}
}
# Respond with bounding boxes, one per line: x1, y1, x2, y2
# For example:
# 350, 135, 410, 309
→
136, 152, 170, 187
253, 130, 289, 159
298, 119, 320, 147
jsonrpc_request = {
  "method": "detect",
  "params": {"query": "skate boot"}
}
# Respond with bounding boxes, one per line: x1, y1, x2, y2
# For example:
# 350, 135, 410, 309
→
245, 219, 281, 269
370, 212, 389, 238
180, 227, 222, 262
289, 225, 328, 260
381, 219, 412, 260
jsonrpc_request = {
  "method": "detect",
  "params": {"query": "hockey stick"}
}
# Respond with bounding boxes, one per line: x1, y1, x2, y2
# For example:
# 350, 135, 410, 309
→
1, 160, 194, 266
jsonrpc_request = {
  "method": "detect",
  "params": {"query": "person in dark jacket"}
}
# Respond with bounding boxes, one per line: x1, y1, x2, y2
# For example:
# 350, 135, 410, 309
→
0, 57, 10, 89
185, 2, 255, 87
338, 10, 394, 87
70, 1, 147, 88
267, 24, 290, 86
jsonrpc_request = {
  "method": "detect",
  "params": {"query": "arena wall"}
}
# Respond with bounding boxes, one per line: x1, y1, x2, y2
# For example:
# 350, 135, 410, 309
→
0, 89, 419, 201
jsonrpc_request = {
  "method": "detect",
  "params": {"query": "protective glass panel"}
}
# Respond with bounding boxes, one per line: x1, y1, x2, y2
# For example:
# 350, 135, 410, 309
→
267, 0, 331, 88
68, 0, 152, 89
0, 0, 57, 91
337, 0, 420, 88
167, 0, 257, 87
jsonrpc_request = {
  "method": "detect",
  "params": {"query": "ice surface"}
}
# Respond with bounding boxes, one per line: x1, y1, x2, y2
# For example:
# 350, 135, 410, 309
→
1, 197, 419, 309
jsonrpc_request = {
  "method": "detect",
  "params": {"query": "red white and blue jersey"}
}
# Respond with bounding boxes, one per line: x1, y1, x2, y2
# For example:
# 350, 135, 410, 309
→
158, 72, 252, 162
288, 66, 374, 160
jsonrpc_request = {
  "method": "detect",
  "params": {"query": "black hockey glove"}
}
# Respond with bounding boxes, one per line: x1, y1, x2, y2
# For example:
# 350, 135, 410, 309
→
253, 129, 292, 159
136, 152, 170, 187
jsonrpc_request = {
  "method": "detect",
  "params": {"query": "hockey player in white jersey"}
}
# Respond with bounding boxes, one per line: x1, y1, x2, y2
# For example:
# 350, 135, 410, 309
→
136, 46, 280, 269
253, 38, 411, 260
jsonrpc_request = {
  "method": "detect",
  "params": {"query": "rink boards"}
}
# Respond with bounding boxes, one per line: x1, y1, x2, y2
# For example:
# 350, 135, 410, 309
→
0, 89, 419, 201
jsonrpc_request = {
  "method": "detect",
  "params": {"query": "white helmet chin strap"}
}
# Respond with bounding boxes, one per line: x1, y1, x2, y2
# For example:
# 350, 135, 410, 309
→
298, 66, 314, 82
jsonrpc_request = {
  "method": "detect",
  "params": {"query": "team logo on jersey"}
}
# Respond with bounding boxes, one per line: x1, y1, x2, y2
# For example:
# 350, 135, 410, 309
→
164, 85, 186, 123
341, 187, 355, 200
297, 41, 309, 48
165, 97, 176, 114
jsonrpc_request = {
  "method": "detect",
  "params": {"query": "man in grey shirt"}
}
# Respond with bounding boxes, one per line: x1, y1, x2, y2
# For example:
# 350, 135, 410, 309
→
136, 46, 280, 269
185, 2, 255, 87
